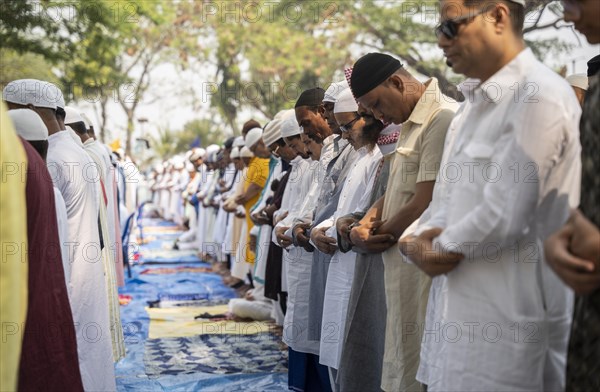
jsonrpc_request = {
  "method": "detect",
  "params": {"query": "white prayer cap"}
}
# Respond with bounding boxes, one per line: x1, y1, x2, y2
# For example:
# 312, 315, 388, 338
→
334, 89, 359, 114
185, 162, 195, 172
189, 147, 205, 161
172, 157, 185, 170
233, 136, 245, 148
42, 82, 65, 109
245, 127, 263, 148
323, 80, 350, 103
240, 146, 254, 158
205, 144, 220, 157
8, 109, 49, 141
80, 113, 94, 130
3, 79, 57, 110
281, 116, 301, 138
64, 106, 84, 124
566, 73, 588, 91
230, 147, 240, 159
507, 0, 525, 5
262, 116, 284, 147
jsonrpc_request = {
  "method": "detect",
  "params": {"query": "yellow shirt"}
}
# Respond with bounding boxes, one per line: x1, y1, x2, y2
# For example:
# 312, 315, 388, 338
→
380, 78, 458, 391
0, 101, 29, 391
243, 157, 270, 263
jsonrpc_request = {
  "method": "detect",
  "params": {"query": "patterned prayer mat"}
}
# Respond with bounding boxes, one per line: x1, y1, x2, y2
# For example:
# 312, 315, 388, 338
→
140, 266, 213, 275
144, 333, 288, 378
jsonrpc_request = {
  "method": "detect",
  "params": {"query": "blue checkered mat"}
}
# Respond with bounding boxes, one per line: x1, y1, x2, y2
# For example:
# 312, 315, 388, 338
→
115, 219, 288, 391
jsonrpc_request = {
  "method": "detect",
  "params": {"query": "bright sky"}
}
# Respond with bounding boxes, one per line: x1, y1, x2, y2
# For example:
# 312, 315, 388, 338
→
79, 20, 599, 150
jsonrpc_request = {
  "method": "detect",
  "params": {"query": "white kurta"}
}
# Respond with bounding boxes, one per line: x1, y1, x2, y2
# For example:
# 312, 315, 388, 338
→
252, 157, 283, 286
223, 169, 246, 263
195, 169, 215, 253
273, 157, 318, 293
414, 49, 581, 391
84, 140, 126, 363
159, 172, 172, 220
274, 157, 321, 355
53, 186, 70, 295
215, 164, 238, 261
84, 140, 117, 261
46, 131, 116, 391
318, 145, 382, 369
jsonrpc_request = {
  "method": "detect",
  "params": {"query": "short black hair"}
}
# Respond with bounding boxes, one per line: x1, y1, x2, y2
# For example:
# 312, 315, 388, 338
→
67, 121, 88, 135
27, 140, 49, 161
464, 0, 524, 35
284, 134, 302, 141
56, 107, 66, 121
241, 119, 261, 135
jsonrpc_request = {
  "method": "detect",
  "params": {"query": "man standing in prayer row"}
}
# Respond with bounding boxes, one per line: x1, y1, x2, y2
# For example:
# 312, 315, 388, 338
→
346, 52, 457, 391
3, 79, 117, 391
66, 107, 126, 363
248, 113, 292, 300
8, 109, 84, 392
305, 83, 360, 356
0, 101, 28, 392
335, 112, 402, 391
236, 128, 270, 265
273, 87, 342, 392
545, 1, 600, 390
400, 0, 581, 389
314, 89, 385, 386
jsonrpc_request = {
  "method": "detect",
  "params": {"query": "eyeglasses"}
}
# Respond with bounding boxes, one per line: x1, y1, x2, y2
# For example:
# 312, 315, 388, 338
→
435, 8, 486, 40
339, 115, 361, 133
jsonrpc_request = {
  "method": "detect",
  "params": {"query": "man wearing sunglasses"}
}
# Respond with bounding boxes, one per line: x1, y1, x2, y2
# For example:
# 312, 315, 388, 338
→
400, 0, 582, 390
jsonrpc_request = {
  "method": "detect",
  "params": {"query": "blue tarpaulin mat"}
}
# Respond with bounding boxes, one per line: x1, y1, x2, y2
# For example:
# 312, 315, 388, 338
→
115, 220, 288, 391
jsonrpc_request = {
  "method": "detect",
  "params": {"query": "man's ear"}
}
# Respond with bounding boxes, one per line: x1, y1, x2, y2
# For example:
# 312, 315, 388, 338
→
388, 74, 404, 93
318, 103, 326, 118
492, 2, 510, 34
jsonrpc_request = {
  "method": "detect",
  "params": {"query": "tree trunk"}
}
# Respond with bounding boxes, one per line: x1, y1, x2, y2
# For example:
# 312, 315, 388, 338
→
125, 108, 135, 158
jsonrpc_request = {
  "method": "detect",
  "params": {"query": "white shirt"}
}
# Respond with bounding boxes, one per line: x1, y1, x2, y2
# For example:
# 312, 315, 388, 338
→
413, 49, 581, 391
47, 130, 116, 391
273, 156, 318, 244
53, 186, 70, 295
318, 145, 383, 369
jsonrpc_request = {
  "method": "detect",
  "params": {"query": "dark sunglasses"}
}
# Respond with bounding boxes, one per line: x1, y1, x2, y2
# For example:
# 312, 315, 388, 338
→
435, 8, 486, 40
339, 115, 361, 133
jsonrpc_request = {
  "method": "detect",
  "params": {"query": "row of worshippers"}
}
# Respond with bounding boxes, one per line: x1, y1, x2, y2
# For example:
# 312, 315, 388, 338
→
143, 0, 599, 391
0, 79, 140, 391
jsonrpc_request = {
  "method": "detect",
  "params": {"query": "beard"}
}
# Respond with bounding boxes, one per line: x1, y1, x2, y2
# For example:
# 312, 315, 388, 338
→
361, 115, 386, 146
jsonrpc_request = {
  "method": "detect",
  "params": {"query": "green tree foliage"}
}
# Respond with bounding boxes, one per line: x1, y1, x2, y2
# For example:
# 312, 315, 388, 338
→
150, 119, 227, 160
0, 49, 60, 87
1, 0, 579, 153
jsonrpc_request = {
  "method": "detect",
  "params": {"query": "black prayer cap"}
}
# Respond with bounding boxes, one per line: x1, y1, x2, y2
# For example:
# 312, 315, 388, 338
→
294, 87, 326, 108
224, 136, 235, 149
350, 53, 403, 99
588, 54, 600, 77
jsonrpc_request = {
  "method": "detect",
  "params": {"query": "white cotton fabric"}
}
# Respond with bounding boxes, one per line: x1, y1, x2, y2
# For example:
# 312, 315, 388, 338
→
323, 80, 349, 103
3, 79, 58, 109
245, 127, 263, 148
46, 130, 116, 391
318, 146, 382, 369
333, 88, 358, 114
412, 49, 581, 391
8, 109, 48, 140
